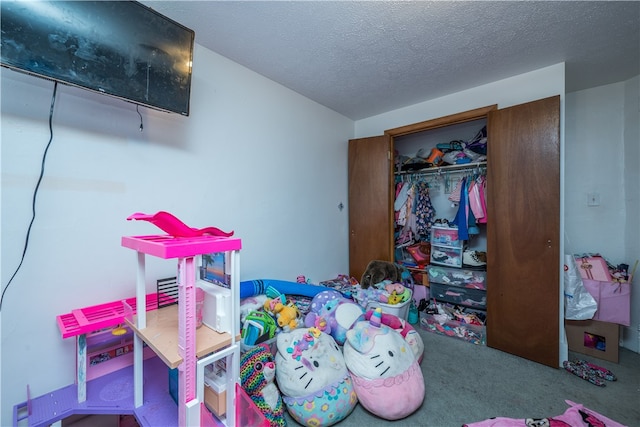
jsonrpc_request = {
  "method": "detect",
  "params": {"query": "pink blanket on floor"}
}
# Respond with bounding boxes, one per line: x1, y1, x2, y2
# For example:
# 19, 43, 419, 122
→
463, 400, 626, 427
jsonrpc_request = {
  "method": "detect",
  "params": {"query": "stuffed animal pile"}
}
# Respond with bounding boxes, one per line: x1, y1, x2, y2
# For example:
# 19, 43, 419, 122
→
238, 274, 426, 426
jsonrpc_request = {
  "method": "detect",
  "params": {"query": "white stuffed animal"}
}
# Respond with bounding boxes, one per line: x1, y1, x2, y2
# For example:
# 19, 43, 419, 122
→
275, 327, 357, 426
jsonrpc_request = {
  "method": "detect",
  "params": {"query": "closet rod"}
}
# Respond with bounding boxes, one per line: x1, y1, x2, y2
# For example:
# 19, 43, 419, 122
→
395, 161, 487, 178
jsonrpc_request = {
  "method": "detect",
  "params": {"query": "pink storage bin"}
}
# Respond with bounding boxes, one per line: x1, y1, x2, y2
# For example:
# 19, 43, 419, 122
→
575, 256, 612, 282
582, 279, 631, 326
431, 226, 463, 247
236, 384, 269, 426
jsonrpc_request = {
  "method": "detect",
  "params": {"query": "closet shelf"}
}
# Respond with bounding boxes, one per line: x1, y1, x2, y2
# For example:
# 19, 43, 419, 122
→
395, 161, 487, 177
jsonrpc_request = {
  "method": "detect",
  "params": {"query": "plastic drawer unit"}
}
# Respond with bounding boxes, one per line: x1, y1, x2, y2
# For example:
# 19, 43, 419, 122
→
430, 246, 463, 268
427, 265, 486, 290
430, 282, 486, 310
430, 225, 463, 247
430, 226, 464, 268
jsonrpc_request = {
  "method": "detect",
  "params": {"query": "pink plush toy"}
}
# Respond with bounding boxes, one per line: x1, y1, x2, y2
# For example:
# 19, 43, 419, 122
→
363, 309, 424, 364
343, 308, 425, 420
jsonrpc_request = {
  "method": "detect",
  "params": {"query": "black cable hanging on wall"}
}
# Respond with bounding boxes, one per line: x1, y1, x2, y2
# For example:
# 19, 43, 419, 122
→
0, 81, 59, 311
136, 104, 144, 132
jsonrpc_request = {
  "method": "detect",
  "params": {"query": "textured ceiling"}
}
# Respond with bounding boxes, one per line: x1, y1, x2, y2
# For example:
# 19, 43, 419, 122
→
140, 1, 640, 120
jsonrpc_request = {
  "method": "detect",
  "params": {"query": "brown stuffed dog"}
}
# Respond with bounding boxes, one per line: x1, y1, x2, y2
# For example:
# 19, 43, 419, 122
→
360, 260, 404, 289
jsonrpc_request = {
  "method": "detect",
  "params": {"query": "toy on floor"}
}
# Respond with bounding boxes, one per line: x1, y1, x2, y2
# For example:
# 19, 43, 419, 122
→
275, 327, 358, 427
241, 344, 286, 427
242, 310, 277, 348
240, 279, 326, 299
563, 359, 617, 387
304, 289, 365, 345
240, 295, 268, 323
343, 308, 425, 420
264, 287, 302, 331
275, 303, 301, 331
360, 260, 407, 289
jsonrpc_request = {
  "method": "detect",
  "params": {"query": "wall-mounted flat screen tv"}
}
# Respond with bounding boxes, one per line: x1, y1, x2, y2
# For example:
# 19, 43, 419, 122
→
1, 1, 194, 116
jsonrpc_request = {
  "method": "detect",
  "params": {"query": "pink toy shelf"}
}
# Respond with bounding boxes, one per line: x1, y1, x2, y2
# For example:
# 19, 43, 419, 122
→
56, 293, 161, 339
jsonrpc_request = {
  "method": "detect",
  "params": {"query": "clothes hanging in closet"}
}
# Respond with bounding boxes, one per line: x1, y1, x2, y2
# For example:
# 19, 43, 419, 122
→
394, 180, 435, 245
449, 174, 487, 240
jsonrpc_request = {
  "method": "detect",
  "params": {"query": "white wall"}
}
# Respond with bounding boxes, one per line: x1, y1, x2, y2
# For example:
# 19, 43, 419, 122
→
355, 63, 566, 137
0, 44, 353, 425
565, 83, 626, 260
623, 76, 640, 351
565, 77, 640, 352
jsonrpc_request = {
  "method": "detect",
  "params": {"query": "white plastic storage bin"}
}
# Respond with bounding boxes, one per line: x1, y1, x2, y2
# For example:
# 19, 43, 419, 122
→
198, 280, 232, 333
430, 245, 463, 268
356, 289, 412, 320
431, 225, 463, 248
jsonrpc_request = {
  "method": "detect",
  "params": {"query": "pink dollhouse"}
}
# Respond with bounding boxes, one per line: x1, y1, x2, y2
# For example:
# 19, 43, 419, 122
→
14, 227, 267, 426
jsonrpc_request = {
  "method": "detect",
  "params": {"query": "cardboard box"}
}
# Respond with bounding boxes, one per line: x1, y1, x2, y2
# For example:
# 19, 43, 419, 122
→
565, 319, 619, 363
204, 367, 227, 417
204, 383, 227, 417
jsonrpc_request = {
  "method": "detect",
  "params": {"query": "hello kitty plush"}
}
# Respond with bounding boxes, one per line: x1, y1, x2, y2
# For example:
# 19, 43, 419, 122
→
363, 309, 424, 364
343, 308, 425, 420
275, 327, 358, 427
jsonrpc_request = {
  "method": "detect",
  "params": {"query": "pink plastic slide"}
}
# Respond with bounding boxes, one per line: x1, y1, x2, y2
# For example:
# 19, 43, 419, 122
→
127, 211, 233, 238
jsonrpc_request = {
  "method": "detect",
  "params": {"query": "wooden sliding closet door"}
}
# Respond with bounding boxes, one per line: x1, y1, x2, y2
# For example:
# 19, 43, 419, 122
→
486, 95, 561, 368
348, 135, 394, 281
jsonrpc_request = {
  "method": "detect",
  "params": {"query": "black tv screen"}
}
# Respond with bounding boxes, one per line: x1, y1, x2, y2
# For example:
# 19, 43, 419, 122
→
1, 1, 194, 116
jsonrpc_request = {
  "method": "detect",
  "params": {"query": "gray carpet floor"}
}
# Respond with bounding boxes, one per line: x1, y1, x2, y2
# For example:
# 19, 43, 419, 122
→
284, 323, 639, 427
